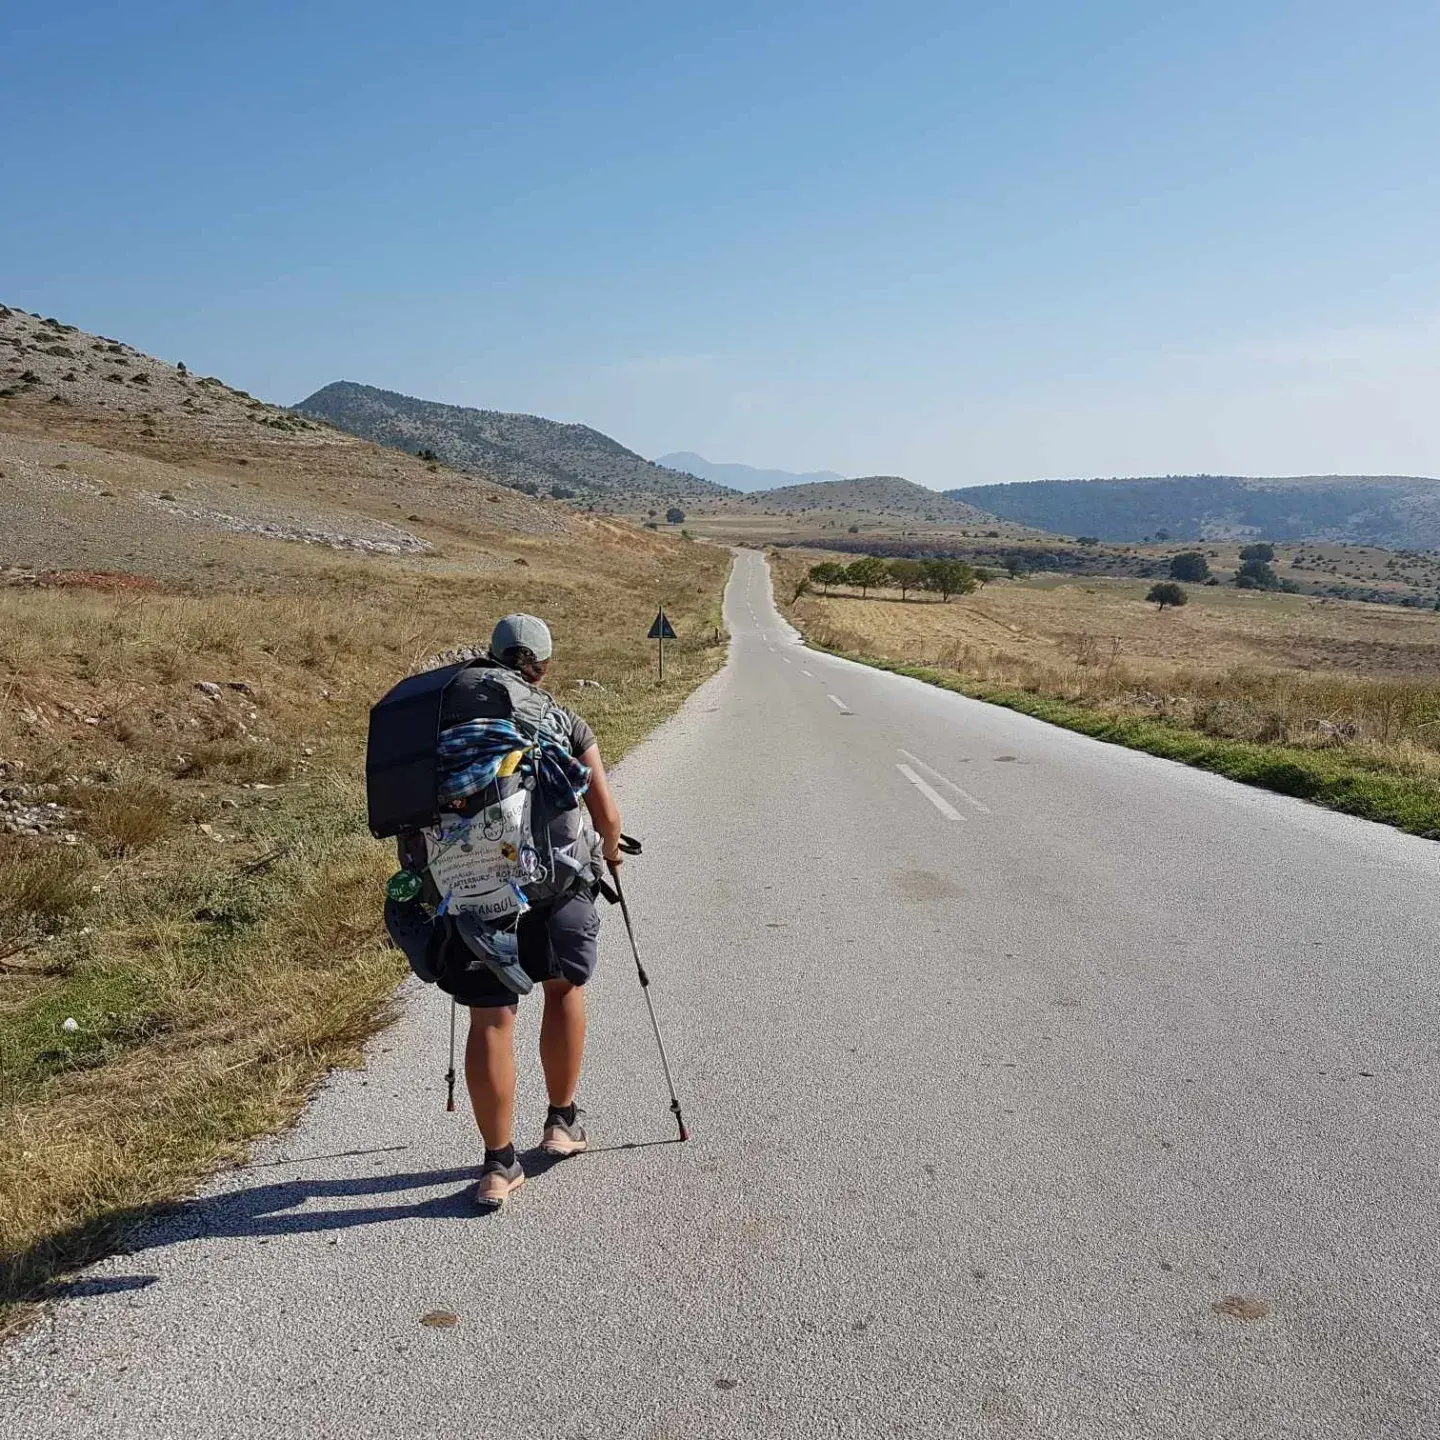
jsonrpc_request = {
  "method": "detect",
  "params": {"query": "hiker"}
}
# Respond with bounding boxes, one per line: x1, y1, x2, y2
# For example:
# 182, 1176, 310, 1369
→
444, 615, 623, 1208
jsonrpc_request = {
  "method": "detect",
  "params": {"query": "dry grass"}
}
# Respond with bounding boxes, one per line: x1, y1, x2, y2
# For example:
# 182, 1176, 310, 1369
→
0, 526, 729, 1328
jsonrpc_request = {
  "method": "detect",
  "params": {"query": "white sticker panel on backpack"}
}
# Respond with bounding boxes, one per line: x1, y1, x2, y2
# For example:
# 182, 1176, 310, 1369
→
423, 793, 535, 902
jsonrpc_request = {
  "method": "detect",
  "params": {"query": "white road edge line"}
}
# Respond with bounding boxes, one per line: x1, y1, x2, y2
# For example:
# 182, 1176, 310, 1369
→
827, 694, 852, 714
896, 764, 964, 822
896, 747, 993, 815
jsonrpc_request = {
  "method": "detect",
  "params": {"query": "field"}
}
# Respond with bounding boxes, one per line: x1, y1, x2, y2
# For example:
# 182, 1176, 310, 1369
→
0, 534, 728, 1332
0, 303, 732, 1331
687, 486, 1440, 610
772, 550, 1440, 831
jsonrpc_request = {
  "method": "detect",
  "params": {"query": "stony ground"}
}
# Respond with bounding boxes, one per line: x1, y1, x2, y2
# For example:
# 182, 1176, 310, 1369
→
0, 302, 566, 588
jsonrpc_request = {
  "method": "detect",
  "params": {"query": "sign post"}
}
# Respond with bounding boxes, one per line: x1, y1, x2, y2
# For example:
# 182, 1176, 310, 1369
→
647, 606, 677, 680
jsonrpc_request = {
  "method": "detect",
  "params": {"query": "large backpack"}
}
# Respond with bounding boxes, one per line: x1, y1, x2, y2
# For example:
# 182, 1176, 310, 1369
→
366, 657, 598, 990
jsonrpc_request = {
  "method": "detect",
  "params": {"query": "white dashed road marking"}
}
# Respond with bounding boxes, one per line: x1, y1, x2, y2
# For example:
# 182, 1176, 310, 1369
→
897, 748, 993, 815
827, 695, 853, 714
896, 764, 964, 822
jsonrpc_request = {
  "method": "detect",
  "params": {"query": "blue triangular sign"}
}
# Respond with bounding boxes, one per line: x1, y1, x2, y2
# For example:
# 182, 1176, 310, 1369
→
647, 609, 677, 640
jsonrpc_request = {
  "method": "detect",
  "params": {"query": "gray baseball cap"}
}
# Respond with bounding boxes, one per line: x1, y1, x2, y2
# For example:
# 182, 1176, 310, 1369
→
489, 613, 553, 663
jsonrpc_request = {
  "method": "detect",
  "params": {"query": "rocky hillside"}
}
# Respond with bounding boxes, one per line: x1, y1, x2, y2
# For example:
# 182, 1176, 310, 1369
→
0, 302, 565, 586
949, 473, 1440, 550
731, 474, 995, 525
295, 382, 731, 509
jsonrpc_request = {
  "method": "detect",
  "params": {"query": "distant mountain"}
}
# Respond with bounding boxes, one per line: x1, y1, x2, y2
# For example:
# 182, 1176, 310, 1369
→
946, 474, 1440, 549
294, 382, 732, 506
655, 451, 846, 493
740, 474, 995, 525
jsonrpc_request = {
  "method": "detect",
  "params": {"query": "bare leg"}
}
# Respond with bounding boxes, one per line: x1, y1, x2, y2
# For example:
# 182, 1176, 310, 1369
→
539, 979, 586, 1107
465, 1005, 517, 1149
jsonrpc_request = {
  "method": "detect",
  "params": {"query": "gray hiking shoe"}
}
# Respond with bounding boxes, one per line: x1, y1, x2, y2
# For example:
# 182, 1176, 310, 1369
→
541, 1106, 588, 1157
474, 1155, 526, 1209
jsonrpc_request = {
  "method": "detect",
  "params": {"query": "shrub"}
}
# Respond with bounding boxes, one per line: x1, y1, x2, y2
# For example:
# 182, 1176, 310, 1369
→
77, 779, 178, 856
1169, 551, 1210, 582
666, 507, 685, 525
1147, 582, 1187, 611
0, 836, 92, 937
1237, 559, 1280, 589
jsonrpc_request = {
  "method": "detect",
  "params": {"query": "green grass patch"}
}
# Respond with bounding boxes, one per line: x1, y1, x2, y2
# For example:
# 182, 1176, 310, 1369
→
818, 646, 1440, 838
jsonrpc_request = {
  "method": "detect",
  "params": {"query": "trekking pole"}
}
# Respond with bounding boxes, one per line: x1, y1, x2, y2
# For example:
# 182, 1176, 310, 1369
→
608, 853, 689, 1142
444, 997, 458, 1113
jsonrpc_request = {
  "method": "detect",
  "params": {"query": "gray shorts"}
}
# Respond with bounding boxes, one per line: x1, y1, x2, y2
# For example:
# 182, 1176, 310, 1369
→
442, 888, 601, 1010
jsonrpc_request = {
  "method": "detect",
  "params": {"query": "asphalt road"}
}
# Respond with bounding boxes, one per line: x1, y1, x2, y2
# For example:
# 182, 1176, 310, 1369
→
5, 549, 1439, 1439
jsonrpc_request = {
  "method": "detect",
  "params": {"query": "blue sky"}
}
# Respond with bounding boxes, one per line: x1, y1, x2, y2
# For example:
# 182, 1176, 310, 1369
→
4, 1, 1439, 486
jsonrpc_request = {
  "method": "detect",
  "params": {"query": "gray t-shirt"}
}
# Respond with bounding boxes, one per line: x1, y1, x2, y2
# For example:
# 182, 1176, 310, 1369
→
564, 709, 597, 758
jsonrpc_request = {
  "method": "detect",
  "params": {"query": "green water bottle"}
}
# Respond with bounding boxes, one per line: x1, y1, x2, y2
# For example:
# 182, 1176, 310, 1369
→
386, 869, 423, 903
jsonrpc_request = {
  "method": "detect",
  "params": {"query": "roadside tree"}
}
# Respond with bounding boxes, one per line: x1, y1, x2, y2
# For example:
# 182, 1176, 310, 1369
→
807, 562, 845, 594
923, 558, 978, 602
844, 556, 888, 596
887, 558, 927, 600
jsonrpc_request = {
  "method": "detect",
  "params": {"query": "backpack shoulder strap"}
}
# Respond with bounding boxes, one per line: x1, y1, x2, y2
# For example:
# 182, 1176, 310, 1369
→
482, 669, 559, 741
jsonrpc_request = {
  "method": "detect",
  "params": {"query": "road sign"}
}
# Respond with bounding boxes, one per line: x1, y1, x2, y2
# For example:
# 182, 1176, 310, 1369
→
648, 607, 676, 680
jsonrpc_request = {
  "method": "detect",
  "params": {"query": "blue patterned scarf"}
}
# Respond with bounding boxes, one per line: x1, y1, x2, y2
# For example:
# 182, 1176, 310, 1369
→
436, 718, 591, 812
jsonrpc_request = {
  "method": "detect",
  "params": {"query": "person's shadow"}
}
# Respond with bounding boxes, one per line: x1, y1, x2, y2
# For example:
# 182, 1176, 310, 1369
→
47, 1136, 682, 1283
34, 1136, 682, 1302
